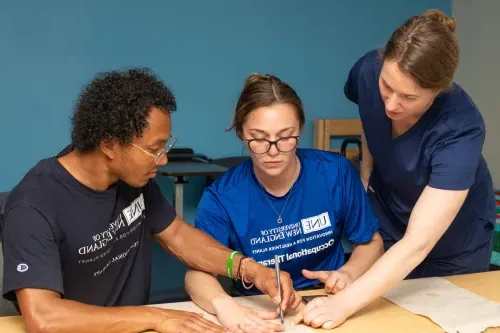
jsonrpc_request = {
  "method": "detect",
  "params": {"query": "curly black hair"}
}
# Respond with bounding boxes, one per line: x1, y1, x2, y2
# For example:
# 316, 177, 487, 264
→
71, 68, 177, 152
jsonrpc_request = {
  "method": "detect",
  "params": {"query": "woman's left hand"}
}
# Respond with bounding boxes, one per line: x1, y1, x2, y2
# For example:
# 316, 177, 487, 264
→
302, 269, 353, 294
292, 294, 353, 330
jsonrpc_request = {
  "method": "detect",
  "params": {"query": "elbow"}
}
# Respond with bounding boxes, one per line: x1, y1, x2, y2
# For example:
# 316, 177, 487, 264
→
24, 316, 53, 333
22, 302, 60, 333
402, 234, 434, 260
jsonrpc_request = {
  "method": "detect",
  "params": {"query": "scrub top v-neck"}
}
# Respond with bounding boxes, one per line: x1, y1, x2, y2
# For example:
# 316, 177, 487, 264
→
344, 49, 496, 278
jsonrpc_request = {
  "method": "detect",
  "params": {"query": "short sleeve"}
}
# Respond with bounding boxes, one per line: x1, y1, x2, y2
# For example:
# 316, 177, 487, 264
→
145, 180, 177, 235
429, 121, 485, 191
2, 206, 63, 302
194, 189, 230, 247
344, 55, 365, 105
338, 157, 380, 244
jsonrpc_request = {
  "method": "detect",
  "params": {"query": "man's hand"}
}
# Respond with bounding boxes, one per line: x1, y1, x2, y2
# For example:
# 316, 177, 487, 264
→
292, 294, 353, 330
245, 260, 302, 312
302, 269, 353, 294
154, 308, 227, 333
213, 297, 283, 333
15, 287, 227, 333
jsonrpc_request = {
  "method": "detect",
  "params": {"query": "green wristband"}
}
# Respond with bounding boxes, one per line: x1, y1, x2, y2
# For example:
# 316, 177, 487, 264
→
227, 251, 241, 280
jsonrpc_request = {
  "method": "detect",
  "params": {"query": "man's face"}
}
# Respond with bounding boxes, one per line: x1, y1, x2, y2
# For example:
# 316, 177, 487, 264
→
112, 107, 173, 187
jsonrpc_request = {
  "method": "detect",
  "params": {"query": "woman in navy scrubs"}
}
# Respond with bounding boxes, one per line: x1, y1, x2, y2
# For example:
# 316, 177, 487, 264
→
294, 10, 496, 329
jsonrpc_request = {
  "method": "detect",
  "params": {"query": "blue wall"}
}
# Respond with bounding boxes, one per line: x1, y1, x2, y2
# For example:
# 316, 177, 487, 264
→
0, 0, 451, 298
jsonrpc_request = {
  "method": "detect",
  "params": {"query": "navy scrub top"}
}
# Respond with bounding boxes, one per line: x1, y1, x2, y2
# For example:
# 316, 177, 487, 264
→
344, 50, 496, 278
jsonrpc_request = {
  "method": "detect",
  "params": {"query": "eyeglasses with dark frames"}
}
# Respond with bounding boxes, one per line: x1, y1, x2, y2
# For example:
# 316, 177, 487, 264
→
245, 136, 299, 154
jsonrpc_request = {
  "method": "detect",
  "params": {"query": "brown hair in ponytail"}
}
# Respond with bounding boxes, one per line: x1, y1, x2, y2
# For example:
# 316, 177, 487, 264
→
382, 9, 459, 91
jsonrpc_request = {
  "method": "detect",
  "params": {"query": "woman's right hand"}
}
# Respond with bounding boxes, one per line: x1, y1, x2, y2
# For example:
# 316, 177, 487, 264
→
212, 297, 285, 333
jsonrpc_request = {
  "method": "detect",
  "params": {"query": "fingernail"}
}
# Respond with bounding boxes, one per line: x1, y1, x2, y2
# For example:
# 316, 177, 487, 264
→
274, 296, 281, 303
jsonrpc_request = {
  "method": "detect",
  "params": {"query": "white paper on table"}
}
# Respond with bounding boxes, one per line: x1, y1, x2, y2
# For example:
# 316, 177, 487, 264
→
382, 277, 500, 333
150, 295, 313, 332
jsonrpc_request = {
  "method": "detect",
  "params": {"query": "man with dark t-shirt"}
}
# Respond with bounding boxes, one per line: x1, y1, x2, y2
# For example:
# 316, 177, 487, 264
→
1, 69, 299, 333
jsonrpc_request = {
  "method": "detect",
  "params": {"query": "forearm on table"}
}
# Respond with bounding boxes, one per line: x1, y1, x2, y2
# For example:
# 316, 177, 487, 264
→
185, 269, 234, 315
21, 296, 160, 333
339, 182, 468, 317
339, 236, 429, 315
340, 233, 384, 281
161, 218, 249, 280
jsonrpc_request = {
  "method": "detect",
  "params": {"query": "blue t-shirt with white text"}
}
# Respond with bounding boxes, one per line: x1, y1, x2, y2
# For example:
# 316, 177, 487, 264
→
195, 148, 379, 294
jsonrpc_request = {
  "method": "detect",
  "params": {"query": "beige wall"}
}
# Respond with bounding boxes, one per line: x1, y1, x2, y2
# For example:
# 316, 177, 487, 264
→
453, 0, 500, 187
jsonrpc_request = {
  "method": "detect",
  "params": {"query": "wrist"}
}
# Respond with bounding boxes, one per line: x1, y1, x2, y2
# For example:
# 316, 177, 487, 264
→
148, 306, 169, 332
212, 295, 238, 315
338, 265, 356, 281
335, 288, 361, 317
228, 251, 243, 279
243, 259, 262, 282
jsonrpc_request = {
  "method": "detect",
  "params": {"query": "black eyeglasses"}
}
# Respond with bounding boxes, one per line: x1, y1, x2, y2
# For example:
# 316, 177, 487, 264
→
245, 136, 299, 154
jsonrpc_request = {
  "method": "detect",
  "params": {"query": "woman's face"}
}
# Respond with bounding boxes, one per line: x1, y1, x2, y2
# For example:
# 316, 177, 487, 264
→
379, 60, 437, 122
242, 103, 301, 178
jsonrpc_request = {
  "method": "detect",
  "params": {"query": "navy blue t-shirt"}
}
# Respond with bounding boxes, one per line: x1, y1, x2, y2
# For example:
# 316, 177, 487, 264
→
344, 50, 496, 278
2, 147, 176, 306
195, 148, 379, 294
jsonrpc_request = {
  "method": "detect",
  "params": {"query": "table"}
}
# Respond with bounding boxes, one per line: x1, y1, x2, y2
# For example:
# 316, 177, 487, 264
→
158, 161, 228, 218
1, 271, 499, 333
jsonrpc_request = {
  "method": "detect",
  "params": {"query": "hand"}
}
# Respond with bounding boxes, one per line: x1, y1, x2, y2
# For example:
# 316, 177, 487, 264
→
246, 261, 302, 312
154, 308, 227, 333
213, 297, 284, 333
292, 294, 353, 330
302, 268, 353, 294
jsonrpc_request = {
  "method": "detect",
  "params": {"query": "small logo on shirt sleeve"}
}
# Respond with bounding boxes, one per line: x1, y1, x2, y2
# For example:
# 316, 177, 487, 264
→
17, 263, 29, 273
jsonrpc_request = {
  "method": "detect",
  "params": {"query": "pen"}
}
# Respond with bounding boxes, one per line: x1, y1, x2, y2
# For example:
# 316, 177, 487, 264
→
274, 254, 284, 324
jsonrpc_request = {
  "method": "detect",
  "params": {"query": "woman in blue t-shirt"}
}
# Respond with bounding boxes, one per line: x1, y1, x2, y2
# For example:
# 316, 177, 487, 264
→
295, 10, 496, 330
184, 73, 383, 333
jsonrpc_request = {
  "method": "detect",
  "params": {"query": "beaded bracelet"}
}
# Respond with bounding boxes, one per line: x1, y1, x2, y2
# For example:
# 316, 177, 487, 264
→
240, 257, 256, 289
